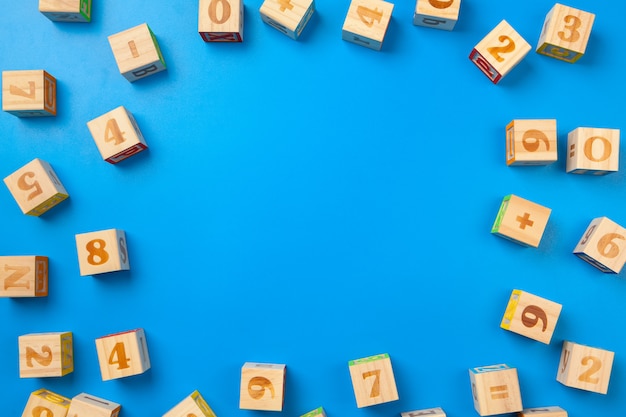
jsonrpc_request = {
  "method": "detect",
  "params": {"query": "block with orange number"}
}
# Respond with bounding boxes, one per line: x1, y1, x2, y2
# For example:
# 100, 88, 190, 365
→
199, 0, 244, 42
413, 0, 460, 31
520, 407, 567, 417
401, 407, 446, 417
21, 389, 71, 417
39, 0, 91, 22
240, 362, 286, 411
469, 20, 530, 84
260, 0, 315, 40
301, 407, 326, 417
536, 4, 594, 63
500, 290, 562, 344
18, 332, 73, 378
342, 0, 394, 51
95, 328, 150, 381
2, 70, 57, 117
75, 229, 130, 276
573, 217, 626, 273
566, 127, 619, 175
469, 364, 522, 416
557, 341, 614, 394
506, 119, 557, 166
87, 106, 148, 164
0, 256, 48, 298
348, 353, 399, 408
108, 23, 167, 82
491, 195, 551, 248
163, 390, 217, 417
67, 393, 121, 417
4, 158, 69, 216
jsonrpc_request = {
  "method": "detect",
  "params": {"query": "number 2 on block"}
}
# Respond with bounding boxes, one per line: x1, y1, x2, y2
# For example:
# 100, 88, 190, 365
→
578, 356, 601, 383
26, 346, 53, 367
108, 342, 131, 370
357, 6, 382, 27
487, 36, 515, 62
362, 369, 381, 397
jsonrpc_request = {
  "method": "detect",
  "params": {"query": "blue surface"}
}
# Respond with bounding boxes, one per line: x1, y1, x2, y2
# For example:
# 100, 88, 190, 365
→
1, 1, 625, 416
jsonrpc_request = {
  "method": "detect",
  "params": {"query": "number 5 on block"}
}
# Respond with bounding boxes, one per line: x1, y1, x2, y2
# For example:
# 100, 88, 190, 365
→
95, 328, 151, 381
75, 229, 130, 276
500, 290, 562, 344
239, 362, 286, 411
348, 353, 399, 408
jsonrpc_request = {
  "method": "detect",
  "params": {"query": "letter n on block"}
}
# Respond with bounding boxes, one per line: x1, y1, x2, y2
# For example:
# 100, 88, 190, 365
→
348, 353, 399, 408
469, 364, 522, 416
240, 362, 286, 411
95, 328, 151, 381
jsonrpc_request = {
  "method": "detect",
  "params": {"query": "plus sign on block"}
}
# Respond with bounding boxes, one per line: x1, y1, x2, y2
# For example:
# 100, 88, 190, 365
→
491, 194, 552, 248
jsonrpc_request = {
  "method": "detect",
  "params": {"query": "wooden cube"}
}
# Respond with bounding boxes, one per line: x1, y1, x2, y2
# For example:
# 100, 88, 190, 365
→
199, 0, 244, 42
413, 0, 460, 31
39, 0, 91, 22
348, 353, 399, 408
566, 127, 619, 175
18, 332, 73, 378
469, 364, 522, 416
2, 70, 56, 117
500, 290, 562, 344
573, 217, 626, 273
0, 256, 48, 298
108, 23, 167, 82
95, 328, 151, 381
536, 4, 594, 63
301, 407, 326, 417
260, 0, 315, 40
342, 0, 394, 51
401, 407, 446, 416
519, 407, 567, 417
469, 20, 531, 84
75, 229, 130, 276
4, 158, 69, 216
87, 106, 148, 164
163, 390, 217, 417
557, 341, 614, 394
21, 389, 71, 417
240, 362, 286, 411
67, 393, 121, 417
506, 119, 557, 166
491, 195, 551, 248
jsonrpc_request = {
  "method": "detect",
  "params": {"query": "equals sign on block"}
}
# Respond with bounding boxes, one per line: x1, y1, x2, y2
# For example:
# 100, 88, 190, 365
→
490, 385, 509, 399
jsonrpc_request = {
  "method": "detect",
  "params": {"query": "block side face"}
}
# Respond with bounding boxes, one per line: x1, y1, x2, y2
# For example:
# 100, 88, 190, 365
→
557, 341, 614, 394
502, 290, 562, 344
566, 128, 620, 173
2, 70, 52, 115
470, 367, 522, 415
401, 407, 446, 417
95, 329, 150, 381
199, 0, 243, 35
573, 217, 626, 273
493, 195, 551, 247
473, 20, 531, 78
0, 256, 48, 297
240, 364, 286, 411
342, 0, 394, 45
348, 356, 398, 407
75, 229, 128, 275
540, 4, 595, 55
415, 0, 460, 21
469, 49, 501, 83
506, 119, 558, 165
87, 106, 145, 161
260, 0, 314, 33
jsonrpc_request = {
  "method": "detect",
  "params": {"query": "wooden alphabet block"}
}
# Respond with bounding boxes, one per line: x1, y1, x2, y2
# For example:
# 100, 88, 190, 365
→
491, 195, 551, 248
199, 0, 244, 42
0, 256, 48, 297
342, 0, 394, 51
301, 407, 326, 417
469, 364, 522, 416
536, 4, 594, 63
401, 407, 446, 416
67, 393, 121, 417
21, 389, 71, 417
75, 229, 129, 276
520, 407, 567, 417
557, 341, 614, 394
413, 0, 460, 31
566, 127, 619, 175
39, 0, 91, 22
87, 106, 148, 164
240, 362, 286, 411
260, 0, 315, 40
506, 119, 557, 166
469, 20, 531, 84
18, 332, 73, 378
4, 158, 69, 216
2, 70, 56, 117
500, 290, 562, 344
108, 23, 167, 82
348, 353, 399, 408
95, 328, 150, 381
163, 390, 217, 417
573, 217, 626, 273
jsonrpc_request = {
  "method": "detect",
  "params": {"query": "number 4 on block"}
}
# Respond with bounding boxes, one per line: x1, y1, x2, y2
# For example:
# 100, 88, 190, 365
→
342, 0, 394, 51
348, 353, 399, 408
87, 106, 148, 164
95, 328, 151, 381
500, 289, 562, 344
240, 362, 286, 411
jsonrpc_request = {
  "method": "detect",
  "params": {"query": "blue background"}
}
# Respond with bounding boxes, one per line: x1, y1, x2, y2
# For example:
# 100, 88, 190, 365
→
1, 0, 625, 416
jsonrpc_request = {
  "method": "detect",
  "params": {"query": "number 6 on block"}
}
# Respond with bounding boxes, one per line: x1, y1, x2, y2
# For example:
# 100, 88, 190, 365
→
239, 362, 286, 411
573, 217, 626, 274
348, 353, 399, 408
500, 289, 562, 344
557, 341, 614, 394
95, 328, 151, 381
75, 229, 130, 276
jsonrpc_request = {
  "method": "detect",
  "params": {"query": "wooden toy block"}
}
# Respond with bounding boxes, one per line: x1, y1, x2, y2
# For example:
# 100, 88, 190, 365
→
95, 328, 150, 381
501, 290, 562, 344
348, 353, 399, 408
342, 0, 394, 51
2, 70, 56, 117
566, 127, 619, 175
75, 229, 130, 276
519, 407, 567, 417
39, 0, 91, 22
506, 119, 558, 166
67, 393, 121, 417
163, 390, 217, 417
199, 0, 244, 42
491, 195, 551, 248
557, 341, 614, 394
21, 389, 71, 417
573, 217, 626, 273
108, 23, 167, 82
413, 0, 460, 31
401, 407, 446, 416
260, 0, 315, 40
0, 256, 48, 298
301, 407, 326, 417
240, 362, 286, 411
469, 20, 531, 84
536, 4, 594, 63
469, 364, 522, 416
18, 332, 73, 378
4, 158, 69, 216
87, 106, 148, 164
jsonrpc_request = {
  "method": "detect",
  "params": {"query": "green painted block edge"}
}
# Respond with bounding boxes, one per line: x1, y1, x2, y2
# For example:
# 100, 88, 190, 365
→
148, 25, 167, 68
491, 195, 512, 233
300, 407, 324, 417
80, 0, 91, 21
349, 353, 389, 366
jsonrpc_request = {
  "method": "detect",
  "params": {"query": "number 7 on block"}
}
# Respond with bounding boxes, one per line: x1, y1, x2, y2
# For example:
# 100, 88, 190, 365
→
348, 353, 399, 407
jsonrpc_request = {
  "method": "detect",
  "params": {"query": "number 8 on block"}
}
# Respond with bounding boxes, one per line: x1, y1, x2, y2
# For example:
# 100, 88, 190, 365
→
348, 353, 399, 408
75, 229, 130, 276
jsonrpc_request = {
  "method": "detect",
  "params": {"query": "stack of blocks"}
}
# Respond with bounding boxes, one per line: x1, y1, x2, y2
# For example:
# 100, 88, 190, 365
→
536, 3, 595, 63
108, 23, 167, 82
469, 364, 522, 416
0, 256, 48, 298
163, 390, 217, 417
260, 0, 315, 40
342, 0, 394, 51
240, 362, 286, 411
348, 353, 399, 407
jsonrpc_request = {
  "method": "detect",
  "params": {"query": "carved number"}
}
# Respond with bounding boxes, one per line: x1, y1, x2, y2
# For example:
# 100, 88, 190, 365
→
108, 342, 131, 370
32, 407, 54, 417
356, 6, 382, 27
362, 369, 381, 397
209, 0, 231, 24
248, 376, 275, 399
17, 172, 43, 201
119, 237, 128, 264
522, 129, 550, 152
580, 225, 596, 245
10, 82, 35, 99
521, 305, 547, 332
583, 136, 611, 162
597, 233, 625, 258
26, 345, 53, 367
487, 36, 516, 62
86, 239, 109, 266
558, 15, 581, 43
104, 119, 126, 145
578, 356, 602, 383
428, 0, 453, 9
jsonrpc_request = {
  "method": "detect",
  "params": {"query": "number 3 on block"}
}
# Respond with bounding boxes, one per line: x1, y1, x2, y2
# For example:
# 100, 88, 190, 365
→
348, 353, 399, 407
240, 363, 286, 411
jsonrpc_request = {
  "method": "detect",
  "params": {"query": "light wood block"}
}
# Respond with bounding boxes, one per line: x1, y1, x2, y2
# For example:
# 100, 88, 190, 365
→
469, 20, 531, 84
557, 341, 614, 394
402, 407, 446, 416
95, 328, 151, 381
2, 70, 56, 117
18, 332, 73, 378
413, 0, 460, 31
21, 389, 71, 417
348, 353, 399, 408
39, 0, 91, 22
163, 390, 217, 417
67, 393, 121, 417
573, 217, 626, 273
260, 0, 315, 40
469, 364, 522, 416
342, 0, 394, 51
566, 127, 619, 175
240, 362, 286, 411
199, 0, 244, 42
536, 4, 594, 63
75, 229, 130, 276
4, 158, 69, 216
519, 407, 567, 417
108, 23, 167, 82
87, 106, 148, 164
301, 407, 326, 417
0, 256, 48, 298
501, 290, 562, 344
491, 195, 551, 248
506, 119, 557, 166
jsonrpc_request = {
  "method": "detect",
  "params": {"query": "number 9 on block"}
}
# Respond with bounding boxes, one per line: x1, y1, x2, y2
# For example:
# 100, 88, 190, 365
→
75, 228, 130, 276
239, 362, 286, 411
500, 289, 562, 344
